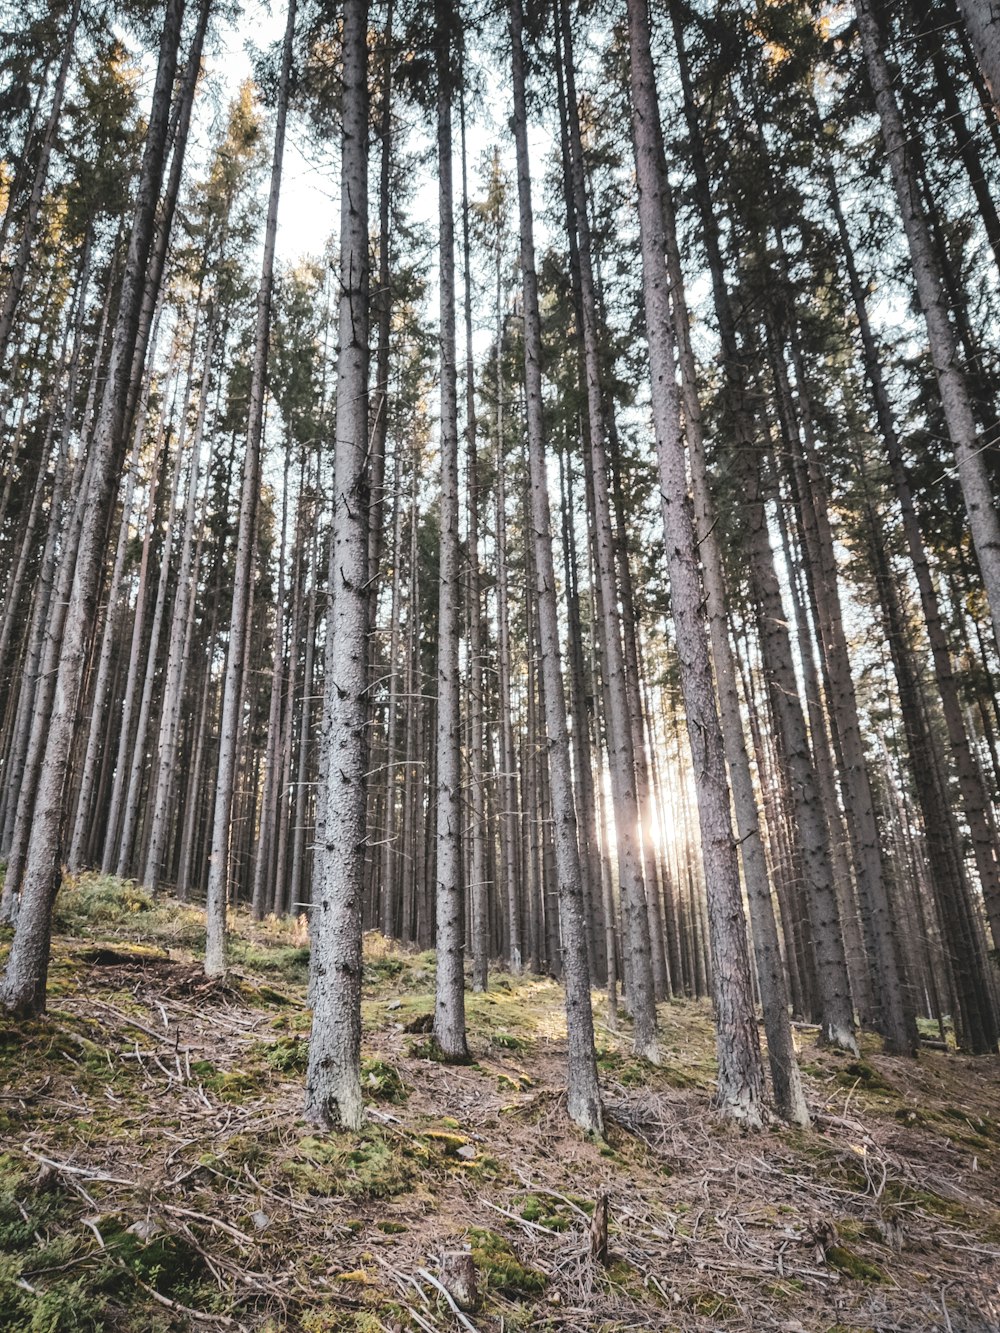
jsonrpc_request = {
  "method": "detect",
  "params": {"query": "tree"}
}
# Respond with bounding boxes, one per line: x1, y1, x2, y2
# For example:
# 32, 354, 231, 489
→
508, 0, 603, 1136
304, 0, 370, 1130
204, 0, 297, 976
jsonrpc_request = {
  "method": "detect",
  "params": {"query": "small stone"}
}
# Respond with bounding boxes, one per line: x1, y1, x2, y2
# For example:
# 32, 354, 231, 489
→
456, 1144, 477, 1160
251, 1210, 271, 1231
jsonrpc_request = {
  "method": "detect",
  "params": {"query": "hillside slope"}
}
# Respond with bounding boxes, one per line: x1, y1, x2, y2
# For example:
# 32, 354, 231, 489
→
1, 877, 998, 1331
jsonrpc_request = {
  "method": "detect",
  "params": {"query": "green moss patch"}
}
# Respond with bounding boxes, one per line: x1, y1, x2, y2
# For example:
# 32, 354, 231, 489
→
466, 1227, 546, 1297
282, 1129, 419, 1200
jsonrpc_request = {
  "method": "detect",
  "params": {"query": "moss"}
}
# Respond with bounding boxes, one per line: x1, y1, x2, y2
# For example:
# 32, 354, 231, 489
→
491, 1031, 529, 1051
363, 955, 406, 984
836, 1061, 893, 1094
466, 1227, 546, 1297
196, 1066, 265, 1101
893, 1106, 926, 1127
376, 1221, 407, 1234
420, 1130, 469, 1155
282, 1130, 417, 1200
517, 1195, 573, 1232
497, 1071, 534, 1092
228, 938, 311, 986
258, 1035, 309, 1074
361, 1058, 407, 1104
826, 1245, 884, 1282
407, 1036, 450, 1062
689, 1288, 740, 1318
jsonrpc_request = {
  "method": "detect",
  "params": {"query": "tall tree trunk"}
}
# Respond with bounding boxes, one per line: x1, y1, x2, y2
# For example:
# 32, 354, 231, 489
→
0, 0, 81, 368
625, 0, 765, 1124
1, 0, 186, 1016
856, 0, 1000, 660
657, 167, 809, 1122
953, 0, 1000, 113
553, 4, 662, 1004
508, 0, 603, 1135
671, 5, 857, 1053
204, 0, 296, 974
824, 147, 1000, 958
460, 86, 489, 994
304, 0, 370, 1130
432, 6, 470, 1062
143, 317, 215, 890
67, 303, 163, 870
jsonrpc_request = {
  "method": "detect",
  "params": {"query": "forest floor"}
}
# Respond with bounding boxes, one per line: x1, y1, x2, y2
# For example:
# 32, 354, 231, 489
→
1, 876, 999, 1332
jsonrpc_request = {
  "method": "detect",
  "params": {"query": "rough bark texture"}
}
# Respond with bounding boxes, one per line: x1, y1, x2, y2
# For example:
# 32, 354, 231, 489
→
856, 0, 1000, 661
432, 22, 470, 1063
625, 0, 765, 1125
0, 0, 185, 1016
304, 0, 369, 1131
509, 0, 603, 1136
204, 0, 295, 974
659, 174, 809, 1124
955, 0, 1000, 113
671, 6, 858, 1055
557, 0, 658, 1063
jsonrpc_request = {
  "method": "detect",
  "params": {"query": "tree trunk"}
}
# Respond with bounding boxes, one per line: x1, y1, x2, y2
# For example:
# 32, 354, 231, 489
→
0, 0, 186, 1016
670, 4, 857, 1054
304, 0, 370, 1130
508, 0, 603, 1135
658, 165, 809, 1122
0, 0, 81, 368
204, 0, 296, 973
856, 0, 1000, 661
954, 0, 1000, 113
432, 8, 470, 1062
625, 0, 765, 1124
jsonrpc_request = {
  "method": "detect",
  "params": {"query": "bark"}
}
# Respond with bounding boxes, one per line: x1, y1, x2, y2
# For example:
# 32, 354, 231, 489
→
253, 454, 291, 920
625, 0, 765, 1124
671, 4, 858, 1054
143, 318, 215, 890
509, 0, 604, 1135
658, 170, 809, 1122
204, 0, 296, 973
0, 0, 186, 1016
494, 283, 523, 974
304, 0, 369, 1130
67, 303, 162, 871
865, 492, 999, 1051
367, 0, 394, 599
432, 11, 470, 1063
556, 12, 657, 1058
824, 148, 1000, 958
0, 0, 81, 368
856, 0, 1000, 661
954, 0, 1000, 113
460, 87, 489, 995
124, 0, 212, 436
115, 347, 197, 878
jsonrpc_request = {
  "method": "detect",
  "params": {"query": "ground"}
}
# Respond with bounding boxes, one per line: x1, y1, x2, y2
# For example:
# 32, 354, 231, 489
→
1, 875, 998, 1332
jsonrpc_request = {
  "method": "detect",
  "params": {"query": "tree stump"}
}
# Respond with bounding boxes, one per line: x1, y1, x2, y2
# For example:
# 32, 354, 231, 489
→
439, 1251, 479, 1310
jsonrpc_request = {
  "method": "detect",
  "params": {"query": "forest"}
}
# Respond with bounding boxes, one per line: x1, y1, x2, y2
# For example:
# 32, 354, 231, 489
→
1, 0, 999, 1327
